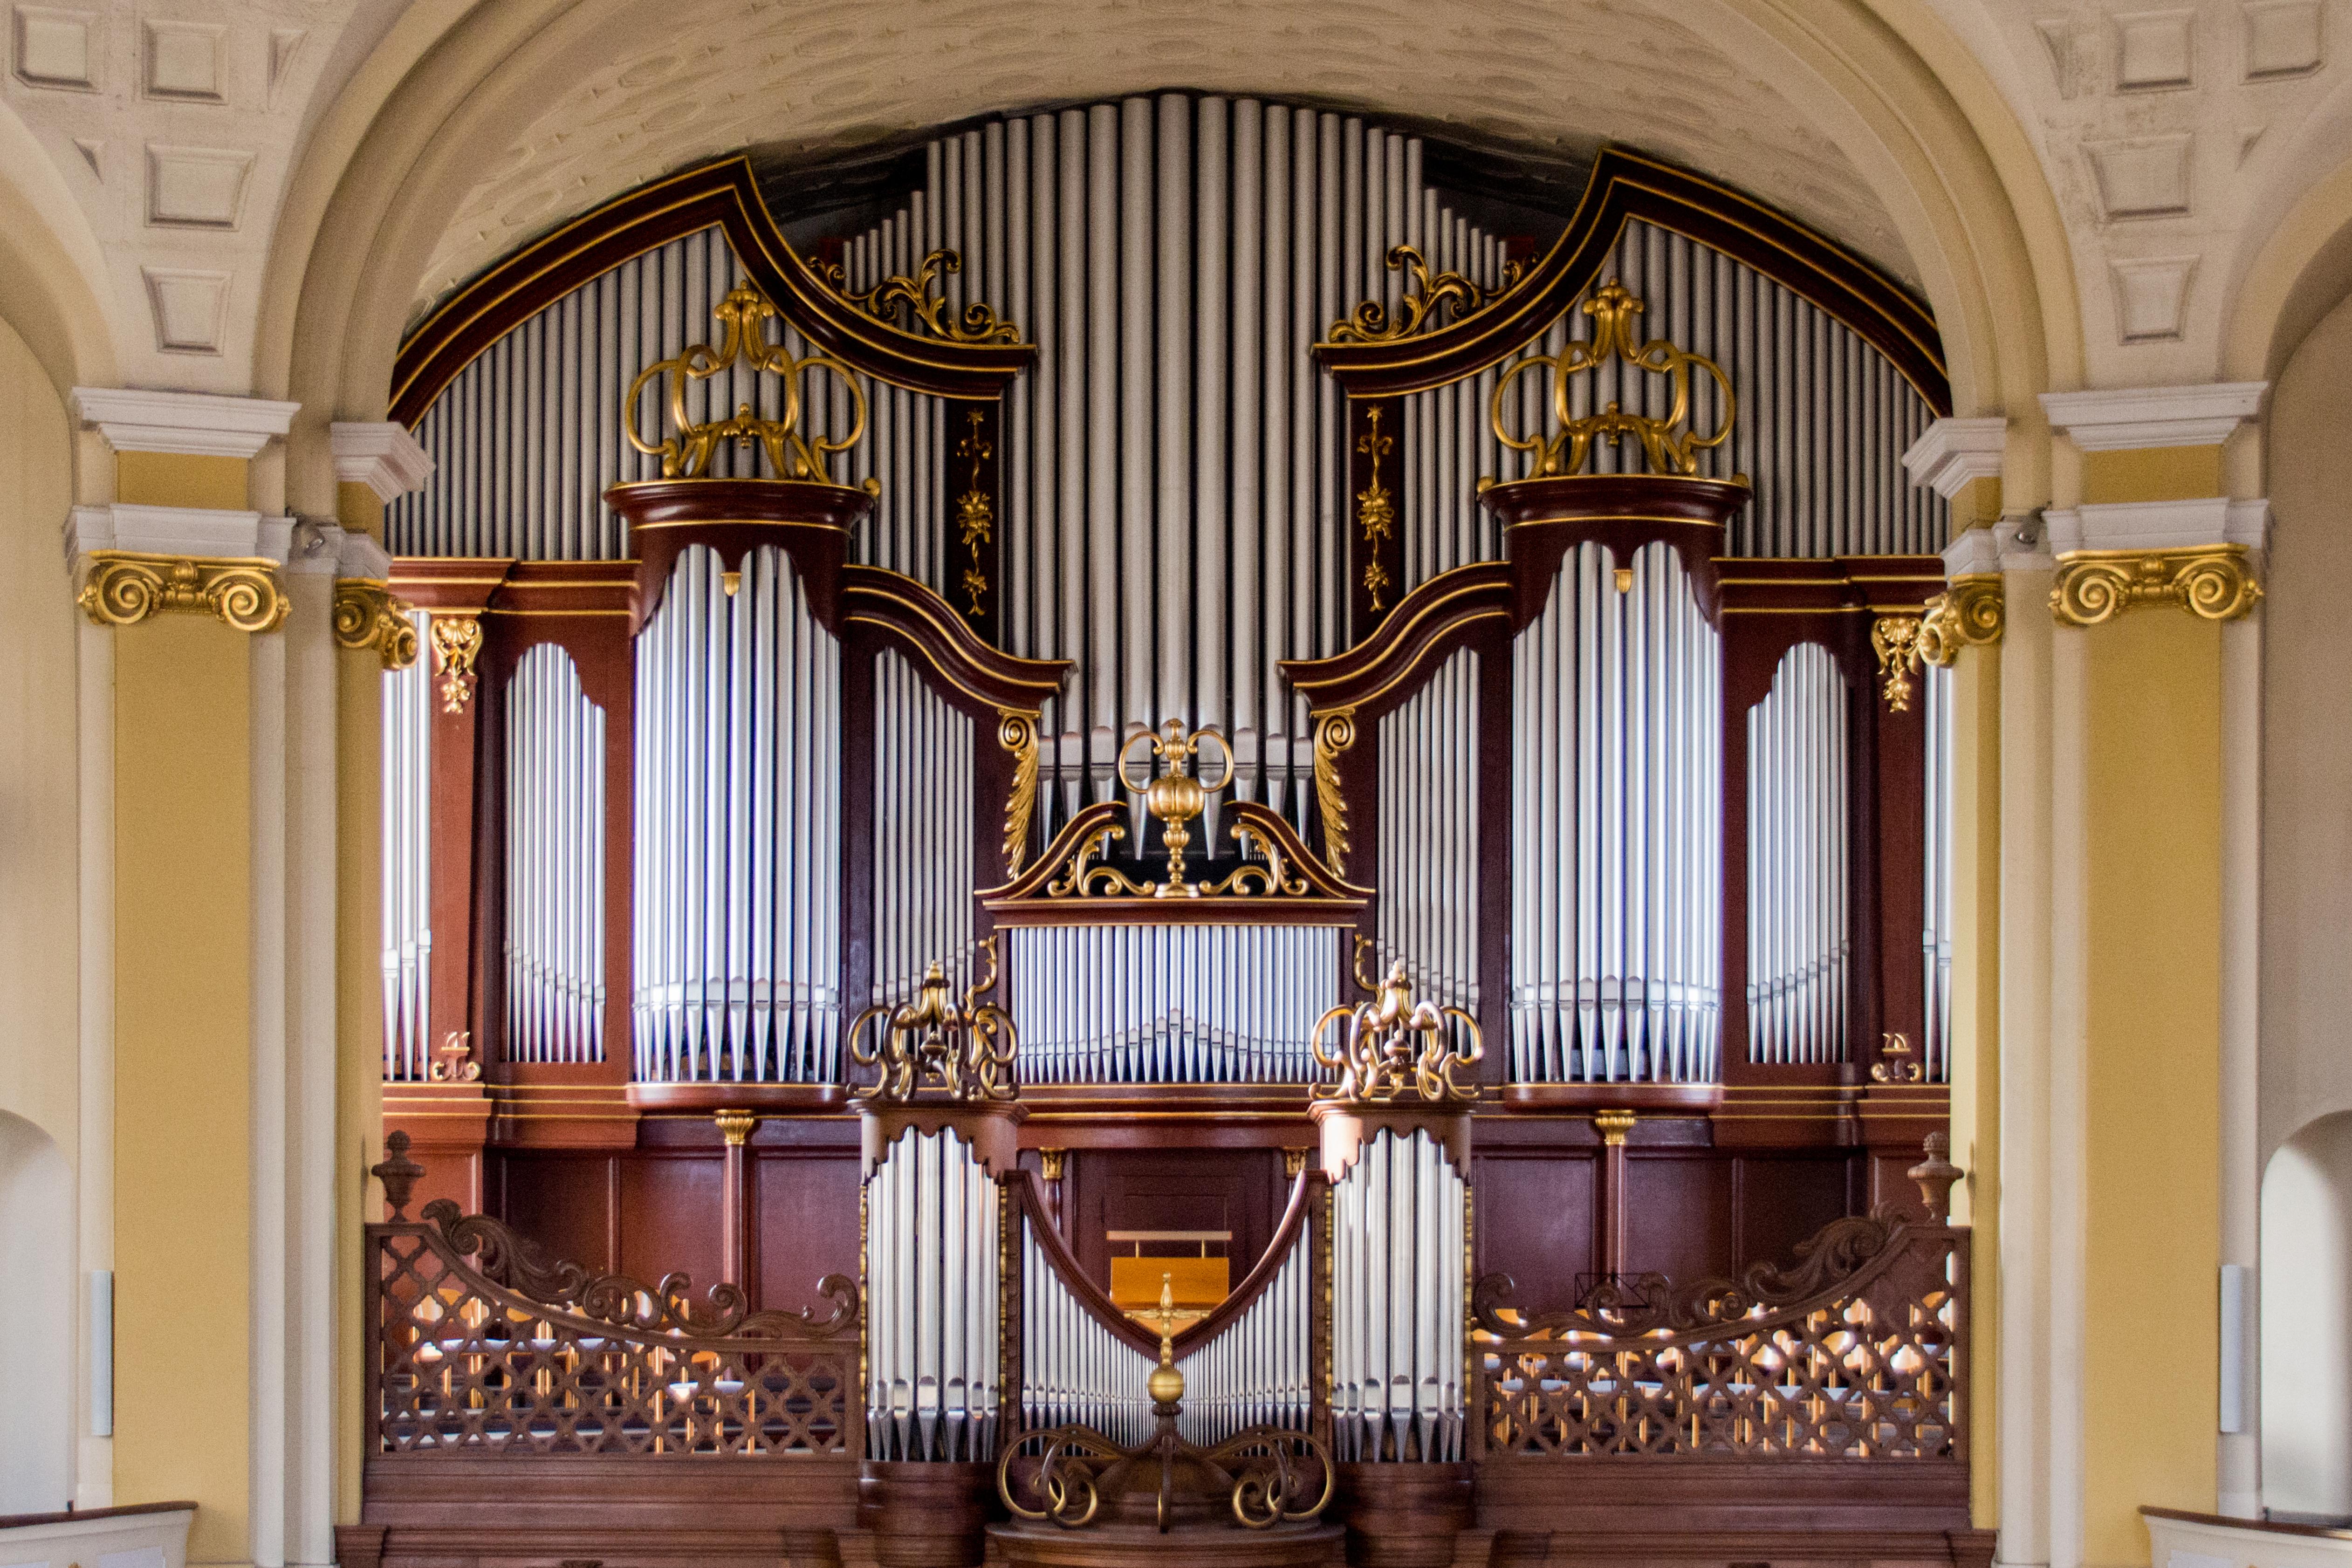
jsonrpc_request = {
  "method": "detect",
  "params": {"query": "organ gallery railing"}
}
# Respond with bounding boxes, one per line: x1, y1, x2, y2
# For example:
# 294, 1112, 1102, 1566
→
365, 1137, 859, 1457
1472, 1137, 1966, 1459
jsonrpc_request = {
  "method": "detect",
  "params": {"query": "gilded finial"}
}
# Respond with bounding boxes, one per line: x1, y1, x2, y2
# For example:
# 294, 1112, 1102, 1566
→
845, 938, 1019, 1104
1481, 280, 1741, 486
1310, 944, 1483, 1105
1144, 1274, 1185, 1407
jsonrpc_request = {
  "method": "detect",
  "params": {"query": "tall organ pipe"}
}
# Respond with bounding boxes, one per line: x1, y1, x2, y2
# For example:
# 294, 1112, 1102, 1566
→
503, 642, 606, 1063
871, 650, 976, 1006
865, 1127, 1000, 1461
1744, 642, 1850, 1065
381, 610, 433, 1081
1330, 1128, 1465, 1462
634, 545, 842, 1082
1509, 542, 1720, 1083
1377, 646, 1480, 1017
1922, 663, 1954, 1082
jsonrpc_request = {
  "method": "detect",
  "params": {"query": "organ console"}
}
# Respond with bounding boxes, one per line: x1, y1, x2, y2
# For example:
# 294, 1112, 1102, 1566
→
355, 93, 1982, 1568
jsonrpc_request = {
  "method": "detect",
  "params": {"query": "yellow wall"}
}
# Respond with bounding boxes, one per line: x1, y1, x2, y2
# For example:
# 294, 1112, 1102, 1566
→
108, 468, 255, 1565
116, 452, 248, 512
2076, 598, 2224, 1562
2080, 446, 2225, 507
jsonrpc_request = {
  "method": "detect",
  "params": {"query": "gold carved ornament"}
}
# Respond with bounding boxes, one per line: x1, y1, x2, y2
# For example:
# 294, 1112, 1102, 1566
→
1310, 945, 1483, 1107
1310, 710, 1355, 873
844, 936, 1018, 1105
996, 709, 1041, 876
430, 614, 483, 714
1481, 281, 1742, 485
332, 581, 419, 670
955, 409, 993, 620
2050, 546, 2262, 628
78, 552, 288, 634
1915, 575, 2004, 666
429, 1030, 481, 1083
1871, 1033, 1922, 1084
1044, 722, 1313, 901
1325, 243, 1523, 344
1355, 406, 1396, 613
819, 248, 1022, 345
624, 279, 881, 491
1870, 614, 1924, 712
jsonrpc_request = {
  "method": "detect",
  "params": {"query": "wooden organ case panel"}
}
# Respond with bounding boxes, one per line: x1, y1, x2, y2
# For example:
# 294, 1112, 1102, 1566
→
362, 115, 1983, 1568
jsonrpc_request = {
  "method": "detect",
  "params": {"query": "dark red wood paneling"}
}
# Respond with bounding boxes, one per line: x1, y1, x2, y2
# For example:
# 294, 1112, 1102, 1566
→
618, 1155, 726, 1290
1734, 1155, 1854, 1271
753, 1152, 864, 1315
1473, 1152, 1598, 1310
494, 1153, 616, 1273
1621, 1154, 1734, 1283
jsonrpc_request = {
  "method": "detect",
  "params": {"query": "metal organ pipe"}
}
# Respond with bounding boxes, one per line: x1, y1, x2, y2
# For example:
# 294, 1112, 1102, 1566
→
1744, 643, 1850, 1065
1330, 1129, 1465, 1462
1922, 663, 1954, 1082
1015, 1199, 1312, 1447
865, 1128, 1000, 1461
381, 610, 433, 1081
1510, 542, 1720, 1083
1378, 647, 1480, 1017
1007, 924, 1340, 1084
870, 650, 975, 1006
633, 545, 842, 1083
503, 643, 606, 1063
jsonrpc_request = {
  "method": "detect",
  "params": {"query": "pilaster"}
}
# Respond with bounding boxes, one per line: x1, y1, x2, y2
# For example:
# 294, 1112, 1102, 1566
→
2037, 383, 2265, 1566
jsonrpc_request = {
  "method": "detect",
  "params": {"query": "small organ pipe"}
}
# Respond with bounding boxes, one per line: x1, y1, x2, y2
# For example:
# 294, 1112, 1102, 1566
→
380, 610, 432, 1080
1745, 643, 1851, 1066
866, 1127, 1000, 1461
503, 643, 605, 1064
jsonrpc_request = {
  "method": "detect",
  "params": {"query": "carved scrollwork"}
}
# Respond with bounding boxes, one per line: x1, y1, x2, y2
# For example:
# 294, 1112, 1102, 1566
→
430, 614, 482, 713
2050, 546, 2262, 628
1483, 280, 1741, 483
1326, 243, 1523, 344
1311, 945, 1482, 1105
1871, 613, 1924, 712
845, 936, 1019, 1104
1473, 1210, 1900, 1339
997, 709, 1041, 876
332, 581, 419, 669
624, 279, 881, 488
1310, 710, 1356, 872
78, 551, 288, 634
420, 1198, 858, 1338
1917, 574, 2004, 665
820, 248, 1023, 344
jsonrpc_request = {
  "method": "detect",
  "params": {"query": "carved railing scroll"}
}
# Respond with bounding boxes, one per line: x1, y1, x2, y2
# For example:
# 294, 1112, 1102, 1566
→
369, 1198, 858, 1458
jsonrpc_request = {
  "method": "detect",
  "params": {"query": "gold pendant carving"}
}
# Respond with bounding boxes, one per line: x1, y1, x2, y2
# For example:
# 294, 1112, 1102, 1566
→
332, 581, 419, 670
997, 709, 1040, 876
1355, 406, 1396, 612
78, 551, 288, 634
431, 614, 483, 713
1917, 574, 2004, 665
2050, 545, 2262, 628
1870, 613, 1924, 712
1311, 709, 1356, 871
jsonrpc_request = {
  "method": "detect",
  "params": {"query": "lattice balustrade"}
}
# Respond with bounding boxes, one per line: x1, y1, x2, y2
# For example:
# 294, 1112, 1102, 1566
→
370, 1205, 859, 1457
1475, 1215, 1962, 1458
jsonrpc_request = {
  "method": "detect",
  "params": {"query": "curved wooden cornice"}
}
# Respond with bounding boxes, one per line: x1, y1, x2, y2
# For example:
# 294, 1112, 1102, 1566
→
1487, 472, 1751, 624
608, 478, 874, 633
841, 565, 1072, 714
1008, 1168, 1321, 1365
1312, 146, 1950, 416
391, 156, 1036, 425
1277, 562, 1511, 718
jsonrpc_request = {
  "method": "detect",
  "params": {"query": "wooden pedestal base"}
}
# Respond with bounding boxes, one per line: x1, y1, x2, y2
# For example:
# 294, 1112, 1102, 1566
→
856, 1461, 994, 1568
1335, 1464, 1473, 1567
987, 1520, 1344, 1568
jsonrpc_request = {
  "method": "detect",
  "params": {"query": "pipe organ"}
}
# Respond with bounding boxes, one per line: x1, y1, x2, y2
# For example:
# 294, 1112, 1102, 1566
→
367, 101, 1984, 1568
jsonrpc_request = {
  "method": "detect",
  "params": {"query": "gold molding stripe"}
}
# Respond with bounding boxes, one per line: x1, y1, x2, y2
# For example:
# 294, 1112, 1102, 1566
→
2050, 545, 2261, 628
78, 550, 288, 633
332, 581, 419, 670
1917, 574, 2004, 665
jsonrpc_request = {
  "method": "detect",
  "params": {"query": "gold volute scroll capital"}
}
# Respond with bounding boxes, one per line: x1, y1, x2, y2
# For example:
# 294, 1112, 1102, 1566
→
714, 1108, 756, 1147
2050, 545, 2262, 627
78, 551, 288, 634
333, 580, 419, 670
1594, 1109, 1636, 1147
1917, 574, 2004, 665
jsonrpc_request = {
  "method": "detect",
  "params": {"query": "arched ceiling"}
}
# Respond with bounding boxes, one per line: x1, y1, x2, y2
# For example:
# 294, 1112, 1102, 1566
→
409, 0, 1925, 316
